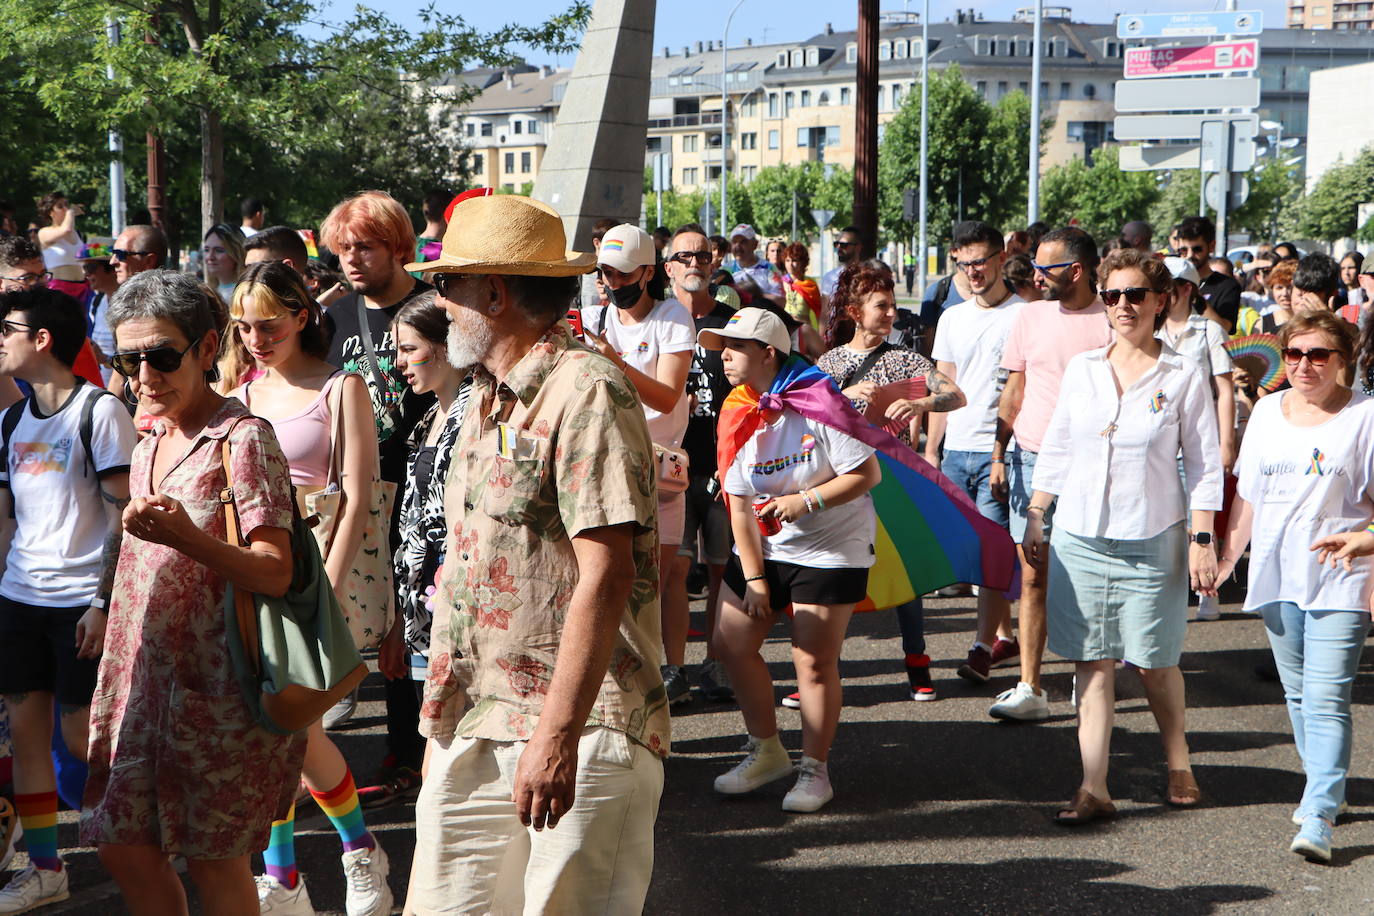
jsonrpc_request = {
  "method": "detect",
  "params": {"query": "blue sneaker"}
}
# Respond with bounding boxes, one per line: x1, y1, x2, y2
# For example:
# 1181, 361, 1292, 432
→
1290, 816, 1333, 863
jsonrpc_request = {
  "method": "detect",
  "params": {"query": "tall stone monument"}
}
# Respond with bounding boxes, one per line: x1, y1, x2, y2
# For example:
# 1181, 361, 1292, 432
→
531, 0, 654, 249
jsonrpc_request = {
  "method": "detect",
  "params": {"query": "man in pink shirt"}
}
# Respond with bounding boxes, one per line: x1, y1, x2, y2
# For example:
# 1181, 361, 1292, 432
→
987, 227, 1113, 721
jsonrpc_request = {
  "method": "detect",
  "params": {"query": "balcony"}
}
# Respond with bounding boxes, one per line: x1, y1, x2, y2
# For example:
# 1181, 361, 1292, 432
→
647, 111, 724, 130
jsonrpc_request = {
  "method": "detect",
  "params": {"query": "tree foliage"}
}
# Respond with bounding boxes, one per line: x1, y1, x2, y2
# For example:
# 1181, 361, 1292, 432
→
878, 65, 1041, 244
1148, 158, 1304, 244
745, 163, 852, 239
1290, 146, 1374, 242
1040, 146, 1160, 242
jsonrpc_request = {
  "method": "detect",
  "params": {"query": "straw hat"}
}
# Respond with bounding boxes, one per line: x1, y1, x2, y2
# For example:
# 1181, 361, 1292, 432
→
403, 194, 595, 277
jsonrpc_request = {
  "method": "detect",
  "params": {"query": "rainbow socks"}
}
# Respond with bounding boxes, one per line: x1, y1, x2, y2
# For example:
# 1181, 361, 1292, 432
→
312, 770, 374, 853
14, 791, 60, 871
264, 802, 300, 889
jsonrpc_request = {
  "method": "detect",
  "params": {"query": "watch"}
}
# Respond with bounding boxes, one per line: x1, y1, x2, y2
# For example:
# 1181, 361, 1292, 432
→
1191, 532, 1213, 546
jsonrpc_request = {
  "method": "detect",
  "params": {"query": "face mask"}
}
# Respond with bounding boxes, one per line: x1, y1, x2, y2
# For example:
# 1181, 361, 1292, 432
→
609, 276, 645, 310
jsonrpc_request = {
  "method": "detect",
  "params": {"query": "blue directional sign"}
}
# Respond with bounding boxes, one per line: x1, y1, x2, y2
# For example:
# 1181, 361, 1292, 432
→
1117, 10, 1263, 39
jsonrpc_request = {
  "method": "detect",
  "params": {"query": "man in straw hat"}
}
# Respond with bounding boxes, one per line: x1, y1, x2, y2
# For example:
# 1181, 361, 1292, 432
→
404, 195, 667, 915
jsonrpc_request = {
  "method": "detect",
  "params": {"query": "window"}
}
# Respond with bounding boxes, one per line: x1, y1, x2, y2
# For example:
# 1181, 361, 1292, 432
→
801, 90, 811, 107
513, 121, 522, 134
741, 165, 757, 181
976, 80, 987, 97
846, 43, 857, 63
777, 52, 788, 68
1067, 121, 1084, 141
894, 40, 908, 59
818, 90, 830, 106
1083, 83, 1096, 99
825, 125, 840, 147
465, 123, 475, 138
683, 167, 699, 185
879, 42, 891, 61
707, 165, 722, 181
521, 151, 531, 173
998, 81, 1008, 97
646, 136, 663, 152
796, 127, 809, 147
504, 152, 515, 172
740, 132, 757, 150
790, 49, 803, 67
706, 131, 722, 149
480, 122, 493, 137
528, 120, 539, 133
1059, 81, 1071, 100
472, 153, 484, 171
682, 134, 699, 152
840, 87, 851, 105
784, 91, 794, 113
805, 48, 819, 66
768, 93, 779, 118
1018, 81, 1028, 93
1041, 81, 1049, 97
893, 84, 904, 106
768, 129, 780, 149
877, 86, 886, 110
975, 36, 989, 55
1045, 39, 1056, 58
1312, 5, 1326, 12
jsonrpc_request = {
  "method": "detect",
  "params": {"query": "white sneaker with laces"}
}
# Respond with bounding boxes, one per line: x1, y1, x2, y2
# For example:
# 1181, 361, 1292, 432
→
782, 756, 834, 813
0, 864, 70, 915
988, 681, 1050, 721
256, 873, 316, 915
1195, 594, 1220, 621
341, 843, 393, 916
714, 735, 794, 794
0, 799, 19, 874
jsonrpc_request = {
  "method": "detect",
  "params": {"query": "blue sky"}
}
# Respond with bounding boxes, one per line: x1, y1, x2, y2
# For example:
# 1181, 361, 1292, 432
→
324, 0, 1286, 67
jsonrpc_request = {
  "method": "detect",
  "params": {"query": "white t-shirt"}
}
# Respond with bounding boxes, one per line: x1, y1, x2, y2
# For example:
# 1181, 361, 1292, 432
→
1235, 390, 1374, 615
724, 411, 876, 569
930, 294, 1025, 451
597, 299, 695, 448
0, 385, 138, 606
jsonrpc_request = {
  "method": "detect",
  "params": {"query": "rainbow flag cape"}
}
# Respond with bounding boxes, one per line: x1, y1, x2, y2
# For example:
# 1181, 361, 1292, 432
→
785, 276, 822, 328
718, 356, 1017, 610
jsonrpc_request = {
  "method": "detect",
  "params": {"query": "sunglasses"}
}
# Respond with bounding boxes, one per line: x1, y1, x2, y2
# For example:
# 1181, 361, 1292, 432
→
431, 273, 476, 299
1281, 346, 1336, 367
834, 240, 857, 249
111, 249, 155, 262
110, 334, 203, 377
956, 256, 996, 271
669, 251, 712, 266
1101, 287, 1155, 307
1031, 260, 1074, 275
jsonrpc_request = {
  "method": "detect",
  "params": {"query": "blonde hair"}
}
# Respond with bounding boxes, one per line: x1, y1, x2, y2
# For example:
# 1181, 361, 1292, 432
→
218, 261, 329, 390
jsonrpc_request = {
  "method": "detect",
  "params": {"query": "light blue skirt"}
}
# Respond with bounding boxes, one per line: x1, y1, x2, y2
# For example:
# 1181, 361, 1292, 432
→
1046, 521, 1188, 669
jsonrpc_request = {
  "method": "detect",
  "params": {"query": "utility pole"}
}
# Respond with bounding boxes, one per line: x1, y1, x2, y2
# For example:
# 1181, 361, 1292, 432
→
1028, 0, 1043, 224
853, 0, 880, 258
106, 19, 126, 235
144, 22, 168, 258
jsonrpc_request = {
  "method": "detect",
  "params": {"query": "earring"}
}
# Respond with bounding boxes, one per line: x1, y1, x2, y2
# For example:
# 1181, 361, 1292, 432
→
489, 306, 499, 315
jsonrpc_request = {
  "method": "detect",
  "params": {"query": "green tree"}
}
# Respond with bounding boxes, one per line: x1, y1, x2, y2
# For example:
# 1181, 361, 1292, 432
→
1148, 159, 1303, 244
0, 0, 587, 240
744, 162, 848, 239
1040, 146, 1159, 241
1292, 146, 1374, 242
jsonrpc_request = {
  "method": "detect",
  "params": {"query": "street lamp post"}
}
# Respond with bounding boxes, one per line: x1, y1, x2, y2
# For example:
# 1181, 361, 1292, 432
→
1028, 0, 1043, 224
722, 0, 746, 234
917, 0, 930, 295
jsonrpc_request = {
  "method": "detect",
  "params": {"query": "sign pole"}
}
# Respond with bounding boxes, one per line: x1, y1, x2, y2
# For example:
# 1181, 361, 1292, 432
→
1028, 0, 1042, 226
918, 0, 930, 296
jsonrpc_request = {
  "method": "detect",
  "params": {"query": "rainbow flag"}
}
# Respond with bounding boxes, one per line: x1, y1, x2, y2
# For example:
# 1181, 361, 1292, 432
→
718, 356, 1017, 610
298, 229, 319, 260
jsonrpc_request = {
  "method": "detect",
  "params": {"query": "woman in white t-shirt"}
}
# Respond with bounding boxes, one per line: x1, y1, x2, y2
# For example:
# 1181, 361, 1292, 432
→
591, 225, 696, 706
1214, 313, 1374, 864
699, 308, 881, 814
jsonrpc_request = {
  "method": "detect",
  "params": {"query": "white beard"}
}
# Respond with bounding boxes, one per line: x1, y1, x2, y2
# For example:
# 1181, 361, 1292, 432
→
446, 308, 495, 371
681, 272, 705, 293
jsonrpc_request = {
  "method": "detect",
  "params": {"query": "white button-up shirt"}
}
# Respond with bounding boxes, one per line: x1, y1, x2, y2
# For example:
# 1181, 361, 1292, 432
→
1032, 344, 1224, 540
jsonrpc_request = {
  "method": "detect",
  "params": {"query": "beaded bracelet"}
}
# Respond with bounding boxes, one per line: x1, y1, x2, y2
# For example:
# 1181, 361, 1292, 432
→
801, 490, 816, 514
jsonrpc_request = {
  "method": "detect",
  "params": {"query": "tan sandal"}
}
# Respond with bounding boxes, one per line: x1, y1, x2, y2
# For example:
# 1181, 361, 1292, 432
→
1053, 788, 1117, 826
1166, 769, 1202, 807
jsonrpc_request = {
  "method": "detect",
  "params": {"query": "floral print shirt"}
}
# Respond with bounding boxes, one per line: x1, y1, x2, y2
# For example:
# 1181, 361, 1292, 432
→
420, 323, 669, 758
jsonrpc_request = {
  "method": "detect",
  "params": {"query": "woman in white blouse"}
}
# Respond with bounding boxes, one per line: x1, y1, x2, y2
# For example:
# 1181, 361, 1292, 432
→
1213, 312, 1373, 864
1022, 249, 1223, 825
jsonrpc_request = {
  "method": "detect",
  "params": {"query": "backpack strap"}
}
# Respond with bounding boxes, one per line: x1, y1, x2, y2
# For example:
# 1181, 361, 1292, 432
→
1, 399, 26, 518
840, 341, 896, 389
80, 383, 120, 479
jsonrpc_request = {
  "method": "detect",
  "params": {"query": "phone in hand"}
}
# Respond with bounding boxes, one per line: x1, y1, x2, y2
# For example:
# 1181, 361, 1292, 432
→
566, 308, 585, 340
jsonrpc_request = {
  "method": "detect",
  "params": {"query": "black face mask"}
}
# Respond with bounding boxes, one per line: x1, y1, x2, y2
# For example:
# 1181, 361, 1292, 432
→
609, 277, 646, 310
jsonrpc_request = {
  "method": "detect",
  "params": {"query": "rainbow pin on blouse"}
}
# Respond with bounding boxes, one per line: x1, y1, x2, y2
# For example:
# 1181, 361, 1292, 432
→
1147, 390, 1166, 414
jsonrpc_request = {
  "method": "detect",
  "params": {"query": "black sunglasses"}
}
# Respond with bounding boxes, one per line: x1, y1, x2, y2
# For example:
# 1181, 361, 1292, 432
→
669, 251, 712, 266
1101, 287, 1154, 307
833, 240, 857, 249
1282, 346, 1336, 367
110, 334, 203, 377
111, 249, 155, 262
432, 273, 474, 299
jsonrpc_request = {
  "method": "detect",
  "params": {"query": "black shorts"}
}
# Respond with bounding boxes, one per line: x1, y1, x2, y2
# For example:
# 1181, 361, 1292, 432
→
723, 556, 869, 613
0, 596, 99, 707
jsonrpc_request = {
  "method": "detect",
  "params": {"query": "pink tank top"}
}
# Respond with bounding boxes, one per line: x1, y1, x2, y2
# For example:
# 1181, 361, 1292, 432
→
233, 372, 341, 488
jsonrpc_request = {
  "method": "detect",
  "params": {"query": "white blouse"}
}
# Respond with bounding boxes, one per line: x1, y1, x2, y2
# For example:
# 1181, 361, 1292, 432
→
1032, 344, 1224, 540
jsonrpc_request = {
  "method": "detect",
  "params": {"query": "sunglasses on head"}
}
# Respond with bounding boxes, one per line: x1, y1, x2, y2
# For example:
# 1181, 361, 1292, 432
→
109, 334, 203, 377
668, 251, 712, 266
1281, 346, 1336, 367
1100, 287, 1154, 307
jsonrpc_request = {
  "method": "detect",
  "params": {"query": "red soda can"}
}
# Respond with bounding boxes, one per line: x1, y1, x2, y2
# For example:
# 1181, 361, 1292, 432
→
753, 496, 783, 536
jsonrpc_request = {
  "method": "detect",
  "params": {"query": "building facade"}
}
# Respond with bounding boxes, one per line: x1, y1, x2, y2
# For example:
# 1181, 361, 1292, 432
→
1288, 0, 1374, 30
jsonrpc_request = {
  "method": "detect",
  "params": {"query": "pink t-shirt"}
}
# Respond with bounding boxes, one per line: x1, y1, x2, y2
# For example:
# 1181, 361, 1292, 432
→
1000, 297, 1113, 452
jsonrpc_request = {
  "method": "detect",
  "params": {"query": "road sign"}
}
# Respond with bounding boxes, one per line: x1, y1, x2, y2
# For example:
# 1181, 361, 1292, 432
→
1123, 39, 1259, 79
1113, 113, 1258, 141
1119, 138, 1256, 172
1116, 10, 1263, 39
651, 153, 672, 193
698, 197, 717, 236
811, 208, 836, 230
1114, 76, 1260, 113
1205, 174, 1250, 211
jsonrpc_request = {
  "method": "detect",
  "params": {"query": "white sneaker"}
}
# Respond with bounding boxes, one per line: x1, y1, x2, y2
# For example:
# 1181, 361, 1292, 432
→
0, 799, 19, 874
0, 865, 70, 915
1195, 594, 1220, 621
714, 735, 794, 794
782, 757, 834, 813
989, 681, 1050, 721
341, 843, 393, 916
323, 686, 359, 730
256, 873, 316, 915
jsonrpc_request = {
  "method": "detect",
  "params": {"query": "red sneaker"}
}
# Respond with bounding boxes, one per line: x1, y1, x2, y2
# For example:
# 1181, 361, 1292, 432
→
957, 645, 992, 683
990, 638, 1021, 668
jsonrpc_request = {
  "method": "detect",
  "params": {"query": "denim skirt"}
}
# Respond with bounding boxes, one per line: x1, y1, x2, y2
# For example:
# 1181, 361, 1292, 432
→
1046, 521, 1188, 668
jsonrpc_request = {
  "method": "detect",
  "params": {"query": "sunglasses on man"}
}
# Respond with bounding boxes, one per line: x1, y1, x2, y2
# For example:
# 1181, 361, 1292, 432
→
111, 249, 156, 262
668, 251, 712, 266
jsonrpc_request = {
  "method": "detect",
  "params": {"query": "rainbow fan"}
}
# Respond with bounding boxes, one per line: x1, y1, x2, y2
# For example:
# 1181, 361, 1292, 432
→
1224, 333, 1286, 391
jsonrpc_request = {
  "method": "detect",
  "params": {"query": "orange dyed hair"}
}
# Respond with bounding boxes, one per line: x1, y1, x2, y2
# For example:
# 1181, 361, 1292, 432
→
319, 190, 416, 261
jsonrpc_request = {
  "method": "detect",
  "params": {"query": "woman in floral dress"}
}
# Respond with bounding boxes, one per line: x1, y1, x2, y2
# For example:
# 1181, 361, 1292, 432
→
81, 271, 303, 915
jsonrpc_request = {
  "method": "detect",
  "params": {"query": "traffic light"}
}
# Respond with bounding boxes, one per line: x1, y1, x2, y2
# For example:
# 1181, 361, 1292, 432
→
902, 188, 918, 222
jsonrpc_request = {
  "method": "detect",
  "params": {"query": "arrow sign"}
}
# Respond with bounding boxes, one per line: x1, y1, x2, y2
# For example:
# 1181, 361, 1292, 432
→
1124, 39, 1259, 79
1116, 10, 1263, 39
1114, 76, 1260, 112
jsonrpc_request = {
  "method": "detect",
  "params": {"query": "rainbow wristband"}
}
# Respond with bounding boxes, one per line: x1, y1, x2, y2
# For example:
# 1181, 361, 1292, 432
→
1365, 523, 1374, 535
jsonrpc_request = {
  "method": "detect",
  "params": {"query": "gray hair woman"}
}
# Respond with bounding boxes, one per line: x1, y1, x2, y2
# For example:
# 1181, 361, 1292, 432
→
81, 271, 305, 915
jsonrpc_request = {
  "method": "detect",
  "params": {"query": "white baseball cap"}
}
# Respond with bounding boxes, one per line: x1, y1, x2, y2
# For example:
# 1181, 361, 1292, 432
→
597, 224, 657, 273
697, 306, 791, 355
729, 223, 757, 241
1162, 256, 1201, 286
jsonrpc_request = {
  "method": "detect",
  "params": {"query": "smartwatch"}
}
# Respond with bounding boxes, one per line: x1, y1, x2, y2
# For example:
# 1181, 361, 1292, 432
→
1190, 532, 1213, 546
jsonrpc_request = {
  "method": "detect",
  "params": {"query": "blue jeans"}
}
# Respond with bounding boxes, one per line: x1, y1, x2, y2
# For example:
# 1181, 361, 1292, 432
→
1007, 445, 1054, 542
895, 599, 924, 657
941, 450, 1011, 530
1260, 601, 1371, 822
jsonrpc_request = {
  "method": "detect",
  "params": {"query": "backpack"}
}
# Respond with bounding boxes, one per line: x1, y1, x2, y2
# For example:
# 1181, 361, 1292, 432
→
1, 383, 119, 515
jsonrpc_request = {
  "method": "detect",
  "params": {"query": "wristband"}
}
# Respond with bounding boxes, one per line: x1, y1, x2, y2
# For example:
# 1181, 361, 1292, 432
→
1027, 506, 1047, 516
813, 488, 827, 510
801, 490, 816, 514
990, 458, 1005, 465
745, 575, 766, 583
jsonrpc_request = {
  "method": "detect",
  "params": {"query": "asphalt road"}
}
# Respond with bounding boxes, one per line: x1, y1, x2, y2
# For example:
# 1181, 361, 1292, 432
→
31, 587, 1374, 914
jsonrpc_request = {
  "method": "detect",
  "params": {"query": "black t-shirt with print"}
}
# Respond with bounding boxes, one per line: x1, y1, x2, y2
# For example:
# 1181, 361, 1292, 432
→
1198, 271, 1242, 330
682, 300, 737, 478
324, 279, 436, 486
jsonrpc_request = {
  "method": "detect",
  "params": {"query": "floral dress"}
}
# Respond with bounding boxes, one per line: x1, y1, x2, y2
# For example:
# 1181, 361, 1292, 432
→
81, 399, 305, 859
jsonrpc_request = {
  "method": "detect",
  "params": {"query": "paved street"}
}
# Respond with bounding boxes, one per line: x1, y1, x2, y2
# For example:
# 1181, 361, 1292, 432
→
33, 584, 1374, 914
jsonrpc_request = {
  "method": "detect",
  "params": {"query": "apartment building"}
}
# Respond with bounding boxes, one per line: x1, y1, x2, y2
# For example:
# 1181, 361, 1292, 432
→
1288, 0, 1374, 30
438, 66, 567, 191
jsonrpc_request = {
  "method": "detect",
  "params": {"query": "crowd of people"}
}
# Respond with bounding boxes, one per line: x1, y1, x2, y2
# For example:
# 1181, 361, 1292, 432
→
0, 180, 1372, 916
